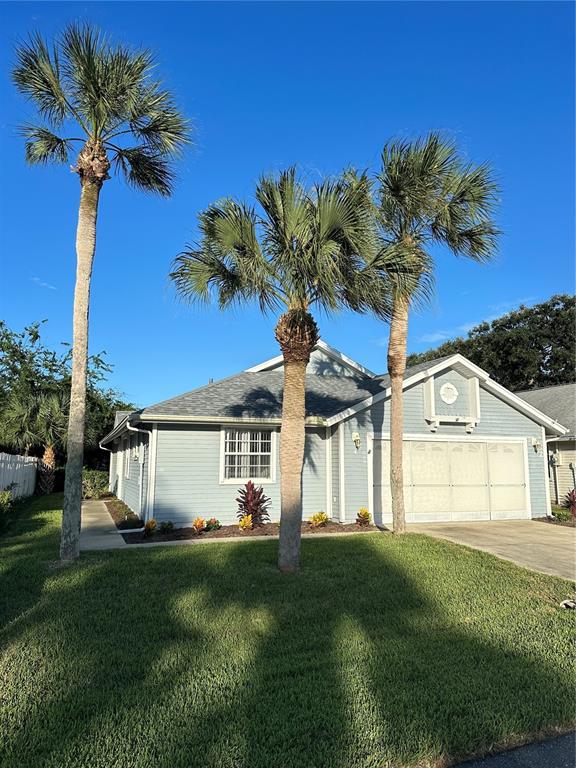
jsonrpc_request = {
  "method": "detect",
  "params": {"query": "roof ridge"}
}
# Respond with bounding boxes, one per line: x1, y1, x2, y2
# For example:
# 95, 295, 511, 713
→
516, 382, 576, 395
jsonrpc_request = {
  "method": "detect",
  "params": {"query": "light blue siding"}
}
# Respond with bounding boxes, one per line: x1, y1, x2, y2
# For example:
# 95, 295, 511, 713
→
302, 428, 327, 517
119, 432, 149, 518
337, 376, 548, 522
433, 370, 471, 417
151, 424, 328, 526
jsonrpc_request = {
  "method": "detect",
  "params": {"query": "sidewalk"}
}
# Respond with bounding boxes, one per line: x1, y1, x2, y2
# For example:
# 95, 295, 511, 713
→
80, 499, 126, 551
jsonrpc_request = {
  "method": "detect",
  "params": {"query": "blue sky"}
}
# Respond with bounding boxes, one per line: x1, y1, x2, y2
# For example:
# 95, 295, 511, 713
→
0, 1, 574, 407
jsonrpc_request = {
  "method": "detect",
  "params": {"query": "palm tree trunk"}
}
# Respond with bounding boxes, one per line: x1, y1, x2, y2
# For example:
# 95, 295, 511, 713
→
278, 359, 307, 572
275, 309, 319, 572
60, 179, 101, 560
387, 295, 409, 533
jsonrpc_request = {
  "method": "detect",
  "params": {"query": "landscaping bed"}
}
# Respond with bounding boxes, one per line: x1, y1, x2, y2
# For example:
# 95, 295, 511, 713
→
535, 515, 576, 528
122, 519, 379, 543
104, 498, 143, 530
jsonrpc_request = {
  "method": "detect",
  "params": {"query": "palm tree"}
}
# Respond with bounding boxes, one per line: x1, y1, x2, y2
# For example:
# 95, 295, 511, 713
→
375, 134, 499, 532
0, 386, 69, 493
12, 25, 190, 559
171, 168, 391, 571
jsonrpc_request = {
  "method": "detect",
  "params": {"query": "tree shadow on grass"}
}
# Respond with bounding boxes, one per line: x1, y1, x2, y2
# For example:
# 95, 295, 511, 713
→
1, 534, 574, 768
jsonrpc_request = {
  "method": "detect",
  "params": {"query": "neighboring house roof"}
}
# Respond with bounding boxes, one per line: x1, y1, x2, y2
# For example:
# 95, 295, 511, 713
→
516, 383, 576, 438
100, 351, 568, 446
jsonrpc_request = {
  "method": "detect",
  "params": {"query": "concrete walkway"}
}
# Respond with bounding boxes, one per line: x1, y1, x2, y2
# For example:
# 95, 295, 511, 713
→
409, 520, 575, 580
454, 731, 575, 768
80, 499, 126, 551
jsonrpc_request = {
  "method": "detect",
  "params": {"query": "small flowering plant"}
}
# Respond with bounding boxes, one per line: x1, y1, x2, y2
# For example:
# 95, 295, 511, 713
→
192, 517, 206, 534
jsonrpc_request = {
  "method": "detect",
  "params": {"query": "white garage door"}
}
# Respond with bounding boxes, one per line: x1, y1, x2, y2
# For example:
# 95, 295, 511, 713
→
372, 439, 529, 523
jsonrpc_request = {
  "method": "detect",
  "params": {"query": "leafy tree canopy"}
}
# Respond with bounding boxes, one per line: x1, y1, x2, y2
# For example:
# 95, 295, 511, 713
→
0, 320, 133, 463
406, 294, 576, 391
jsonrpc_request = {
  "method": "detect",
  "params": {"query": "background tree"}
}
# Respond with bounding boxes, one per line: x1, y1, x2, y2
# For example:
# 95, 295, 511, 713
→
12, 25, 190, 559
0, 320, 133, 491
406, 295, 576, 391
171, 168, 391, 572
375, 134, 499, 533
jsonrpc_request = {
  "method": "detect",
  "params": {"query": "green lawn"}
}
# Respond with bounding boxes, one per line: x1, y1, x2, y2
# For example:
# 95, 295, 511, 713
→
1, 495, 574, 768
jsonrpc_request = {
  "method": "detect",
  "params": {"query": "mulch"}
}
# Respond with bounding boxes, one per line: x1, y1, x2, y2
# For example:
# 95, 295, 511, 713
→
534, 516, 576, 529
122, 520, 379, 544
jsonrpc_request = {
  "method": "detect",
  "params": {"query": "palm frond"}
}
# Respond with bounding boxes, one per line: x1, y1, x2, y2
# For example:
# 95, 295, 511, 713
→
20, 125, 72, 164
112, 145, 174, 195
12, 32, 69, 125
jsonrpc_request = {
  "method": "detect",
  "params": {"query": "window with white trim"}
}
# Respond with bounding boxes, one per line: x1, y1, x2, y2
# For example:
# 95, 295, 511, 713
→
223, 429, 273, 481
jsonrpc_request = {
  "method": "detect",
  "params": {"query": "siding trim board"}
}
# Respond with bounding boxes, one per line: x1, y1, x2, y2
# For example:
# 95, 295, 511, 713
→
338, 422, 346, 523
325, 426, 333, 518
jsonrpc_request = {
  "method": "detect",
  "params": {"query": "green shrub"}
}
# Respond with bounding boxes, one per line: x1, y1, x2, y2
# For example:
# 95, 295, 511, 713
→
205, 517, 221, 531
0, 489, 13, 533
553, 506, 573, 523
82, 469, 109, 500
159, 520, 174, 534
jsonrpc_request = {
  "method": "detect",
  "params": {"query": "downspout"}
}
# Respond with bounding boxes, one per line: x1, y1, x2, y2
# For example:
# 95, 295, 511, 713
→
99, 442, 113, 493
126, 422, 152, 520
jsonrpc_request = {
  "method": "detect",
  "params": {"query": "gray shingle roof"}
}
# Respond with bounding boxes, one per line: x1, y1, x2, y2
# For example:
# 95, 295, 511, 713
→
516, 383, 576, 437
137, 356, 452, 421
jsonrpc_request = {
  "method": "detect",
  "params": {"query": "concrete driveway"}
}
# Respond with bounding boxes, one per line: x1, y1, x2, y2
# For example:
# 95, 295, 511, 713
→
409, 520, 575, 581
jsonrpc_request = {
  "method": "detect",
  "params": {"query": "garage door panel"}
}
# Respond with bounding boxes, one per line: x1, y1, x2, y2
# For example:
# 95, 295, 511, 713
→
451, 486, 490, 518
373, 437, 528, 524
411, 442, 450, 485
490, 485, 526, 513
450, 443, 487, 485
487, 443, 524, 485
411, 486, 451, 516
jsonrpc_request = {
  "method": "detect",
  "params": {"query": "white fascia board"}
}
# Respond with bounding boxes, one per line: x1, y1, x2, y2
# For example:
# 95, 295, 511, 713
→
315, 340, 376, 377
245, 339, 376, 377
245, 354, 284, 373
481, 378, 569, 436
325, 353, 569, 434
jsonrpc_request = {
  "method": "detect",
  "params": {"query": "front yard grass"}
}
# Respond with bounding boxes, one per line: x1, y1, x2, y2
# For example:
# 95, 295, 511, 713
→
1, 494, 574, 768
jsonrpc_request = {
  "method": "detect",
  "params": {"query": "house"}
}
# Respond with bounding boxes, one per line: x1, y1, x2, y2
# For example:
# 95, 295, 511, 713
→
99, 341, 568, 527
517, 383, 576, 505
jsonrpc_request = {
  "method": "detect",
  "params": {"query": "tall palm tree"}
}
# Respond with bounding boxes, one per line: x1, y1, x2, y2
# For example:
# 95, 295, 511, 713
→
12, 25, 190, 559
375, 134, 499, 532
171, 168, 391, 571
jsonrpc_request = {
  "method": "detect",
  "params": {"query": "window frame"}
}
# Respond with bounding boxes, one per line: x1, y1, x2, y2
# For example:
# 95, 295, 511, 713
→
219, 426, 277, 484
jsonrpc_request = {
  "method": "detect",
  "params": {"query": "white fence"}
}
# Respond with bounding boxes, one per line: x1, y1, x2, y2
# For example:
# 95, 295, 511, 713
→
0, 452, 37, 498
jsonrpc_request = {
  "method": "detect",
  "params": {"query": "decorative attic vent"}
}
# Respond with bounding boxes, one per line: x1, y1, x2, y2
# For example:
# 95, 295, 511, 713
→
423, 375, 481, 433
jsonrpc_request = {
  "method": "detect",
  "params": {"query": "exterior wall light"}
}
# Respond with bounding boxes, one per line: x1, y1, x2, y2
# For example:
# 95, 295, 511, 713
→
352, 432, 361, 451
531, 437, 542, 453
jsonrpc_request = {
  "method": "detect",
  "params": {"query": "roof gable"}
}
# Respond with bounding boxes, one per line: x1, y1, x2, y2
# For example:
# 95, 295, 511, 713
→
246, 339, 376, 378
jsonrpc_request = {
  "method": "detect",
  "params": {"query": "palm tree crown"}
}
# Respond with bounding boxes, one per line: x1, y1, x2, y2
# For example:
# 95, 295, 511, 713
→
171, 167, 390, 325
376, 133, 500, 295
13, 24, 190, 193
